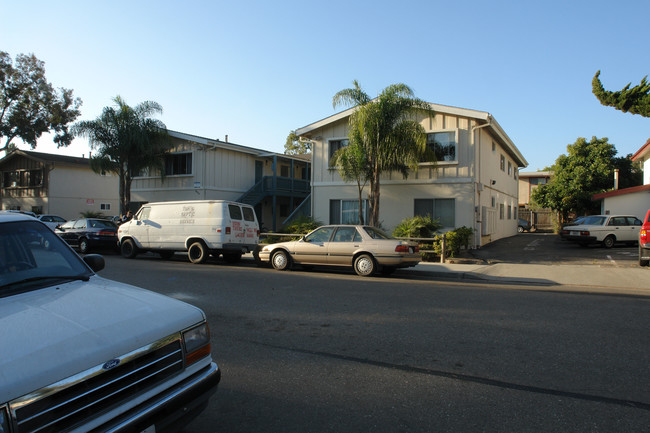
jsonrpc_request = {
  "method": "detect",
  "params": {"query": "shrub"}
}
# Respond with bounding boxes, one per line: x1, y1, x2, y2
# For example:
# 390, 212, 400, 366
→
393, 215, 441, 238
424, 226, 474, 259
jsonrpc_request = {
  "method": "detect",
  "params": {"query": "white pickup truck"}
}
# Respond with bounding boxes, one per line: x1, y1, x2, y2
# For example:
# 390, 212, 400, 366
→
0, 213, 220, 433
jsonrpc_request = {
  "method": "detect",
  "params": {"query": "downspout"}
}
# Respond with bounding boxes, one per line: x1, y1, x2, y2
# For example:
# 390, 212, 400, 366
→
471, 118, 492, 249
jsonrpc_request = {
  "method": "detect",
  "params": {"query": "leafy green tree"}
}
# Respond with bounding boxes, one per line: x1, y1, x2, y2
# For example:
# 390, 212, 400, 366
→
284, 130, 312, 155
329, 141, 370, 224
531, 136, 618, 221
613, 153, 643, 189
73, 96, 171, 214
332, 80, 434, 227
592, 71, 650, 117
0, 51, 82, 152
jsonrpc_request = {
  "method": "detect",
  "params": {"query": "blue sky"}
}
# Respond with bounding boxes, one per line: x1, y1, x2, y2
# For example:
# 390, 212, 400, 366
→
2, 0, 648, 171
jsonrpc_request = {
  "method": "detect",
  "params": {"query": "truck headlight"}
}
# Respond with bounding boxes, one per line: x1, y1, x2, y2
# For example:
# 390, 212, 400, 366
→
182, 322, 211, 366
0, 405, 10, 433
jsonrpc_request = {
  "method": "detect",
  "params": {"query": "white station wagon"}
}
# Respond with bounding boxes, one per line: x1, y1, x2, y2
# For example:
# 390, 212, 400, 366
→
0, 213, 220, 433
563, 214, 642, 248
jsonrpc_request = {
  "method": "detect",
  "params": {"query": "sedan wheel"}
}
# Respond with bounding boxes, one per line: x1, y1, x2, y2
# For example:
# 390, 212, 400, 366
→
602, 235, 615, 249
271, 250, 291, 271
79, 238, 89, 254
354, 254, 376, 277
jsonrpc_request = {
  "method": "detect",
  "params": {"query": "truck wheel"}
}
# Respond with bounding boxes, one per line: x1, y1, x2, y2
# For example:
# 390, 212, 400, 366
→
640, 246, 649, 267
121, 239, 138, 259
79, 238, 90, 254
602, 235, 615, 249
271, 250, 291, 270
223, 252, 242, 264
354, 254, 376, 277
188, 241, 208, 264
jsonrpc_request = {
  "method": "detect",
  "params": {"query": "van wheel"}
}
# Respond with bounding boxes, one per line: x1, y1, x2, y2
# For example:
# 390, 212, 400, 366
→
121, 239, 138, 259
79, 238, 90, 254
188, 241, 208, 264
223, 252, 242, 264
271, 250, 291, 271
354, 254, 376, 277
602, 235, 615, 249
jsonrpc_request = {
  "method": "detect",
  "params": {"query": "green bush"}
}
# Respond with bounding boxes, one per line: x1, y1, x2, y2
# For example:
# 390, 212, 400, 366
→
393, 215, 441, 238
423, 226, 474, 259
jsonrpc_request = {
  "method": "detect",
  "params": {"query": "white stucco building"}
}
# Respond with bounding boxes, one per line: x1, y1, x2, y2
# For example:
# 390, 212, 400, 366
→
296, 102, 528, 248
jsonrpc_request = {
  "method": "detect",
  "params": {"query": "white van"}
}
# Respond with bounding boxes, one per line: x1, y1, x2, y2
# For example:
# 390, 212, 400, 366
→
118, 200, 259, 264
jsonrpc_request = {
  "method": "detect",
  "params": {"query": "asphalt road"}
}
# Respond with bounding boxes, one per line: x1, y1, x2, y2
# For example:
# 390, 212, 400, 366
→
96, 250, 650, 433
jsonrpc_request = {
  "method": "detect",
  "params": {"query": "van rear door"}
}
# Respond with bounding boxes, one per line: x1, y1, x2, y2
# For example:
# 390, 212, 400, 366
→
241, 205, 259, 245
227, 204, 245, 245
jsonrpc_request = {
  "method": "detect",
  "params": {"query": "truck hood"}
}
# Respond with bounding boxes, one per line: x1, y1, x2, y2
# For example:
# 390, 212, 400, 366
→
0, 275, 205, 403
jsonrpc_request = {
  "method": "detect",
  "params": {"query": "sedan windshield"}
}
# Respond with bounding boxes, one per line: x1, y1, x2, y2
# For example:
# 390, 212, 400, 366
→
0, 221, 91, 295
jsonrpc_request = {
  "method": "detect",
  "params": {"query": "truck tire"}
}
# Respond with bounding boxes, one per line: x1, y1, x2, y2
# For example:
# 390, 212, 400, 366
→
120, 239, 138, 259
188, 241, 208, 264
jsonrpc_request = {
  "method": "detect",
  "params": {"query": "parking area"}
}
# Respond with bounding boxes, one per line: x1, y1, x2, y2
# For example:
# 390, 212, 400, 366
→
471, 232, 640, 267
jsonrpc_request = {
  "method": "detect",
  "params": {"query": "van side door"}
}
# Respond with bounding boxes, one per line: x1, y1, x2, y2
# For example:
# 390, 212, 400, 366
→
132, 207, 152, 248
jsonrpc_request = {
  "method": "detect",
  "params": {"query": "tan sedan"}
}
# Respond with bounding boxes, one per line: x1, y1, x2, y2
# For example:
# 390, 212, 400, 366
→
258, 225, 420, 276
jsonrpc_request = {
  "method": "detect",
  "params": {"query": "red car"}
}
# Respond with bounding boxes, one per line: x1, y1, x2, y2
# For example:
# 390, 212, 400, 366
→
640, 210, 650, 266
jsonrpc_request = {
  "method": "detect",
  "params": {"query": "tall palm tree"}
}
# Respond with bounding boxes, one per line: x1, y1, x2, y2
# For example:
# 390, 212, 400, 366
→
333, 81, 434, 227
73, 96, 171, 214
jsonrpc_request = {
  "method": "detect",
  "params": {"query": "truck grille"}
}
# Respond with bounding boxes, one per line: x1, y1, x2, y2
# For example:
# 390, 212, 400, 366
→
10, 334, 184, 433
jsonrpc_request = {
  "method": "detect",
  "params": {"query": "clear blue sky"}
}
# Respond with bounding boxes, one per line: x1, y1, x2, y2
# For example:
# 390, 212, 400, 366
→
3, 0, 648, 171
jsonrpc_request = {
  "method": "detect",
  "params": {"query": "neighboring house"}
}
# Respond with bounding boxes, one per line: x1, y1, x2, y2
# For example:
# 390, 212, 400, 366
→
130, 130, 311, 231
518, 171, 552, 208
0, 150, 119, 220
295, 103, 528, 248
592, 139, 650, 219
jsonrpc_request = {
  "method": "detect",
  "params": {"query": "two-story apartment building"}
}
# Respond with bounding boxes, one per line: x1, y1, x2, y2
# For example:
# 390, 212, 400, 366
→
296, 103, 528, 248
518, 171, 552, 209
0, 150, 119, 220
130, 131, 311, 231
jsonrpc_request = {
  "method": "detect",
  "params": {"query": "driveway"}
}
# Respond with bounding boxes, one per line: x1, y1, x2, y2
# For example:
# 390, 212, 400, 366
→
470, 232, 639, 267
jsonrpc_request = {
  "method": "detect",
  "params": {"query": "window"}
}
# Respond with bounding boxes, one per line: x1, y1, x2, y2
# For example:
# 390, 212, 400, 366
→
305, 226, 335, 243
426, 132, 456, 162
507, 205, 512, 220
100, 203, 111, 210
414, 198, 455, 228
330, 199, 367, 224
508, 161, 512, 176
164, 153, 192, 175
492, 141, 496, 152
228, 204, 242, 220
242, 207, 256, 222
329, 139, 349, 161
332, 227, 360, 242
499, 204, 505, 220
280, 165, 289, 177
500, 155, 505, 171
491, 197, 496, 207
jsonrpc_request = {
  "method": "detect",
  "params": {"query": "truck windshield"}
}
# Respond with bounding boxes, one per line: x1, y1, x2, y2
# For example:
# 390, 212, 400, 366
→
0, 221, 91, 295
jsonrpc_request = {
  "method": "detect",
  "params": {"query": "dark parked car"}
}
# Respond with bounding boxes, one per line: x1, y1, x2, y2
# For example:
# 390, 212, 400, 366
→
55, 218, 118, 253
518, 218, 532, 233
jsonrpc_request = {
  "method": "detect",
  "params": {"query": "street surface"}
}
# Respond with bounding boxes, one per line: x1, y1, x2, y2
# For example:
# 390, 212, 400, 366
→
96, 234, 649, 433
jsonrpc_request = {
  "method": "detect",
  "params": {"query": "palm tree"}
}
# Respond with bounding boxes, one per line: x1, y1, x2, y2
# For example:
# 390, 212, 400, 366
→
332, 81, 434, 227
73, 96, 171, 214
330, 141, 370, 224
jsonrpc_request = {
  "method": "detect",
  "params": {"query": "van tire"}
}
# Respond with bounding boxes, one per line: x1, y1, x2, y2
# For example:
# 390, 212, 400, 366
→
271, 250, 291, 271
121, 239, 138, 259
223, 252, 242, 263
188, 241, 208, 264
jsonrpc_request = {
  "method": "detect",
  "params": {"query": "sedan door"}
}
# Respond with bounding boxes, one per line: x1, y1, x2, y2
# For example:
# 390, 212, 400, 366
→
608, 217, 636, 242
291, 226, 335, 264
327, 227, 361, 265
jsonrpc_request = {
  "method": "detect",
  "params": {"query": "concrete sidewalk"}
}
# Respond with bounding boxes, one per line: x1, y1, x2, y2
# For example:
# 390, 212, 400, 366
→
404, 260, 650, 294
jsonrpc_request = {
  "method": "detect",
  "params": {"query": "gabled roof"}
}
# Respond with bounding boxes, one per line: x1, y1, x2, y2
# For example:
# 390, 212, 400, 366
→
631, 138, 650, 161
167, 130, 310, 163
0, 149, 91, 167
295, 101, 528, 167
